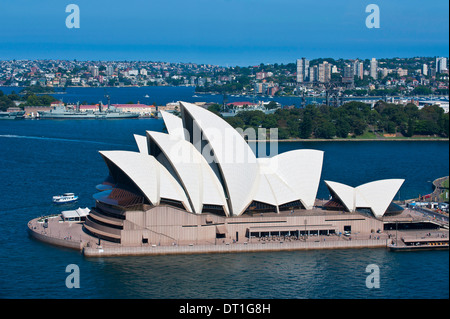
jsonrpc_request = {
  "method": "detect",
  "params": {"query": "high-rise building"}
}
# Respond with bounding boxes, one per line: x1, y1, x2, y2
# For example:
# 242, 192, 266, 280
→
309, 66, 318, 82
342, 64, 354, 85
318, 62, 331, 83
106, 65, 114, 76
356, 62, 364, 79
353, 60, 364, 79
422, 64, 428, 76
91, 66, 99, 77
296, 58, 309, 83
436, 57, 448, 73
370, 58, 377, 79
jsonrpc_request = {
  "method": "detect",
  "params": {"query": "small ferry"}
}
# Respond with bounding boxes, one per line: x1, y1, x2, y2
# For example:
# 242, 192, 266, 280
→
388, 236, 449, 251
52, 193, 79, 204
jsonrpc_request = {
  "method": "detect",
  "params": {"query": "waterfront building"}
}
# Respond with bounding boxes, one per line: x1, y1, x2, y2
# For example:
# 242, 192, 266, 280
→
80, 102, 406, 246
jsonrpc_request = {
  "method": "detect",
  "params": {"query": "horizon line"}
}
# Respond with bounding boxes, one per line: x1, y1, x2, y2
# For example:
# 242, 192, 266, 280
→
1, 55, 448, 68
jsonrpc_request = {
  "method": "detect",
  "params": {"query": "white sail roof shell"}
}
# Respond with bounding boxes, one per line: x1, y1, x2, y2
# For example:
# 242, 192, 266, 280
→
272, 150, 324, 209
160, 110, 186, 140
324, 179, 404, 218
133, 134, 149, 154
356, 179, 405, 218
147, 131, 229, 216
254, 153, 324, 208
180, 102, 259, 216
99, 150, 192, 212
324, 180, 356, 212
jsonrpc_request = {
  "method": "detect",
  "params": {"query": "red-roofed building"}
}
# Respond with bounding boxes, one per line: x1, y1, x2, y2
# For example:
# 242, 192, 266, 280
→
227, 101, 258, 108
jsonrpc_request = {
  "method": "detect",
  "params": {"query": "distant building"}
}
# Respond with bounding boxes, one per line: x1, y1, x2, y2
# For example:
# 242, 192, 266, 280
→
91, 66, 99, 77
106, 65, 114, 76
356, 62, 364, 79
397, 68, 408, 77
436, 57, 448, 73
318, 62, 331, 83
296, 58, 309, 83
422, 64, 428, 76
342, 64, 354, 85
370, 58, 378, 79
227, 101, 258, 108
309, 66, 318, 83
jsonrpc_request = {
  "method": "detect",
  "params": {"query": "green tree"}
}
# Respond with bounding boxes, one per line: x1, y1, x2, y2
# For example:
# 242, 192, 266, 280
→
315, 120, 336, 139
299, 113, 312, 138
335, 117, 351, 138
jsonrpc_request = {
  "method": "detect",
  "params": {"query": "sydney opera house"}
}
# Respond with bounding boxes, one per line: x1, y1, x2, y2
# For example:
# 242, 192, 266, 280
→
83, 101, 405, 246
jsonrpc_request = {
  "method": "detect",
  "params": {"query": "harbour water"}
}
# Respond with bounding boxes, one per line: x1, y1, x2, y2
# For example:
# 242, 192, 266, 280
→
1, 86, 326, 107
0, 98, 448, 299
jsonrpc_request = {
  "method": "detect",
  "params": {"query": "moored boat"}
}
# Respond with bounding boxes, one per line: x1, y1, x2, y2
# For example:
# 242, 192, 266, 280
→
52, 193, 79, 204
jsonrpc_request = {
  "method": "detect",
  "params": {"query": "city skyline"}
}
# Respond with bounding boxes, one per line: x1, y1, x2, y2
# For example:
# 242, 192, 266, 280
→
0, 0, 448, 66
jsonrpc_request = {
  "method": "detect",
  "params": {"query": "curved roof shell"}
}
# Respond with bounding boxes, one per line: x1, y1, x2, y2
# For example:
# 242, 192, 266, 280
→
99, 150, 192, 213
324, 179, 404, 218
133, 134, 149, 154
147, 131, 229, 216
180, 102, 260, 216
255, 150, 324, 209
160, 110, 186, 140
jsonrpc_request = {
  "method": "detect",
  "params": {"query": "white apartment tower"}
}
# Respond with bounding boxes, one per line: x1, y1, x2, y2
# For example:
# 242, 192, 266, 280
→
422, 63, 428, 76
436, 57, 448, 73
370, 58, 377, 79
296, 58, 309, 83
318, 62, 331, 83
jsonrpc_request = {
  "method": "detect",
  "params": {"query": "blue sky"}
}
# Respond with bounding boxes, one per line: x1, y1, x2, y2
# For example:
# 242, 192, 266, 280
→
0, 0, 448, 66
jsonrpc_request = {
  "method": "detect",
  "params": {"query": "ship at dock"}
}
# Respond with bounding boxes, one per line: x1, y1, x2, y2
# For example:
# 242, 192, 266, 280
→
0, 111, 25, 120
38, 100, 139, 119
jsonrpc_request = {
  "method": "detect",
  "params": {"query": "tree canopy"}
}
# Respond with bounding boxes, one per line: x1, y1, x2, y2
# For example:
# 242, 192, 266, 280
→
224, 101, 449, 139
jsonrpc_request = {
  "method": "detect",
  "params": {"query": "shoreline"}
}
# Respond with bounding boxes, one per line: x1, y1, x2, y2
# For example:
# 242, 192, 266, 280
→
249, 138, 449, 142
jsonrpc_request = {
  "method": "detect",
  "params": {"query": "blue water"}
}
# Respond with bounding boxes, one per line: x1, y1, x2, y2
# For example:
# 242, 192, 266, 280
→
0, 85, 324, 107
0, 112, 448, 299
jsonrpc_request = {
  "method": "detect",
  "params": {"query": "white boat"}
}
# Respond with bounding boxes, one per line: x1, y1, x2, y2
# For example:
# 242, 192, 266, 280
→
144, 94, 150, 98
52, 193, 78, 204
